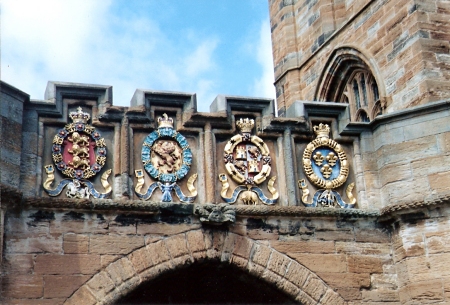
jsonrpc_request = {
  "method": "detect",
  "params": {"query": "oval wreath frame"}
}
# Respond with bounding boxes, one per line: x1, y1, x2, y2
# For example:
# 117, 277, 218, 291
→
223, 134, 271, 185
141, 127, 193, 184
51, 122, 107, 180
302, 137, 349, 189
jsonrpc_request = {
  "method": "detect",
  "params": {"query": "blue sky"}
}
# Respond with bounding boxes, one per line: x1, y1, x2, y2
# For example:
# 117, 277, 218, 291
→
1, 0, 275, 112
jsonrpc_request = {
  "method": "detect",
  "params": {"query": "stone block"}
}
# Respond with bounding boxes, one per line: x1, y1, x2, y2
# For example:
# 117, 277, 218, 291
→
115, 276, 141, 302
232, 235, 253, 259
290, 253, 347, 273
267, 250, 291, 276
354, 229, 391, 244
1, 299, 65, 305
2, 275, 44, 299
429, 253, 450, 278
399, 279, 444, 304
411, 154, 450, 177
438, 131, 450, 153
64, 285, 97, 305
295, 290, 316, 305
165, 234, 189, 258
270, 240, 335, 253
247, 260, 266, 278
376, 135, 438, 168
246, 228, 280, 240
395, 256, 433, 287
302, 275, 327, 301
336, 241, 391, 256
4, 232, 63, 254
43, 275, 90, 298
379, 162, 411, 186
220, 232, 236, 263
139, 262, 172, 282
334, 287, 362, 301
128, 246, 153, 273
87, 271, 116, 300
347, 255, 389, 274
186, 230, 206, 253
205, 230, 225, 260
403, 115, 450, 141
381, 176, 429, 205
314, 228, 354, 241
34, 254, 101, 275
425, 230, 450, 254
250, 243, 271, 267
361, 289, 400, 302
105, 257, 136, 286
428, 171, 450, 192
2, 254, 35, 274
137, 223, 201, 235
320, 288, 346, 305
147, 240, 171, 265
275, 278, 300, 299
63, 233, 89, 254
89, 234, 144, 255
318, 272, 371, 288
231, 255, 248, 270
284, 261, 309, 288
101, 255, 120, 268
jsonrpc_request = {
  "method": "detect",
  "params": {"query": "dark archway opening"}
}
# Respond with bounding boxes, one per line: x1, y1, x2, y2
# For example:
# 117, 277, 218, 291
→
115, 261, 300, 305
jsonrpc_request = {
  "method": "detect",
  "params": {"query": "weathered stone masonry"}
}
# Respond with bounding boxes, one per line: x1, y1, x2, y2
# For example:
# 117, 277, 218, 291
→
1, 0, 450, 303
1, 80, 450, 305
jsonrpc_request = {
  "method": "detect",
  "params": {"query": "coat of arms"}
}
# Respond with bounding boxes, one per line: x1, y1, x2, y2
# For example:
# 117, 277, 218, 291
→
298, 123, 356, 208
43, 107, 112, 198
219, 118, 278, 205
134, 114, 197, 202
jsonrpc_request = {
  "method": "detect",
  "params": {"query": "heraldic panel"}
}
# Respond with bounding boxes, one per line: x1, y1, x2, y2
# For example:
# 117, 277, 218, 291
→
42, 107, 112, 198
298, 123, 356, 208
218, 118, 279, 205
134, 114, 197, 203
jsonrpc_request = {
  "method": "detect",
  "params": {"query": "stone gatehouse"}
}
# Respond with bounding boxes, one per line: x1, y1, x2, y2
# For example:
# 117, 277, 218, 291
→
2, 0, 450, 304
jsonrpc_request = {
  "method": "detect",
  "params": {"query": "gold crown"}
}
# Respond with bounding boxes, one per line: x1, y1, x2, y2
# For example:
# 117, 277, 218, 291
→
69, 107, 90, 124
157, 113, 174, 128
236, 118, 254, 133
313, 123, 330, 138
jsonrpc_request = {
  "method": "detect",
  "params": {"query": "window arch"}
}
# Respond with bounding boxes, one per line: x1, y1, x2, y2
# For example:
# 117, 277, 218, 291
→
342, 70, 380, 122
316, 47, 383, 122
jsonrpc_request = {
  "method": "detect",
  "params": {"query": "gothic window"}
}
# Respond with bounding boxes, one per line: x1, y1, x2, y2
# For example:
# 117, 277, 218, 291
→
344, 71, 379, 122
317, 48, 383, 122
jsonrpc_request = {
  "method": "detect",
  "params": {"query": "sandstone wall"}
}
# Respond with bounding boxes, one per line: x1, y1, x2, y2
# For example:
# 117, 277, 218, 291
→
2, 80, 450, 304
1, 202, 394, 305
270, 0, 450, 114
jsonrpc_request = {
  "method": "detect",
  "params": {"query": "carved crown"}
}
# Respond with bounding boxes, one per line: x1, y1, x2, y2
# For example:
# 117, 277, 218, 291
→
69, 107, 90, 124
313, 123, 330, 138
236, 118, 254, 133
157, 113, 174, 128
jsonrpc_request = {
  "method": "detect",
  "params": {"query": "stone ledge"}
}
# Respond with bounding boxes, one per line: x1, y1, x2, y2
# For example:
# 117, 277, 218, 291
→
3, 185, 450, 221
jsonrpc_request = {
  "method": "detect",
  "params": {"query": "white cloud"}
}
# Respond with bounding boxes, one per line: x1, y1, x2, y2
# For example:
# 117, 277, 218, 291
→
251, 18, 276, 102
184, 39, 218, 78
1, 0, 219, 111
2, 0, 112, 99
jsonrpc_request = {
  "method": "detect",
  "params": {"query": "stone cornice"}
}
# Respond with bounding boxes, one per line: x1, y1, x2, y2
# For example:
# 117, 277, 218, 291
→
2, 184, 450, 221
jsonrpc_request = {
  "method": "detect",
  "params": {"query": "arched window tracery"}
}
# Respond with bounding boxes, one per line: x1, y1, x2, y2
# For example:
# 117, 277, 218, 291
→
316, 48, 383, 122
345, 70, 379, 122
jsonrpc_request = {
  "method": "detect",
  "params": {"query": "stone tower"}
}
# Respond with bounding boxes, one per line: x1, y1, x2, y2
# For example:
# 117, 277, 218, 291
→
269, 0, 450, 117
268, 0, 450, 303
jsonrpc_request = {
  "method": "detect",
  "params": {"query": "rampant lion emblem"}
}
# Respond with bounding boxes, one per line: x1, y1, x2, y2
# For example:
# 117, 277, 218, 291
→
152, 140, 181, 173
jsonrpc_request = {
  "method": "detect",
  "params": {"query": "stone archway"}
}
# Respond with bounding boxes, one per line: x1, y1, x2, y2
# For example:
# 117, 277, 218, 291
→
63, 230, 346, 305
114, 261, 297, 304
